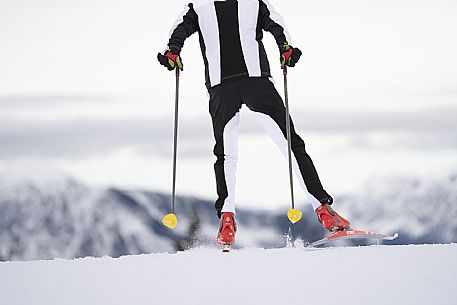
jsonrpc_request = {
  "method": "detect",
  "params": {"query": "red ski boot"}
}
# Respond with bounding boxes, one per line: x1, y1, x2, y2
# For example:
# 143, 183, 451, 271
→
315, 204, 350, 232
217, 212, 236, 247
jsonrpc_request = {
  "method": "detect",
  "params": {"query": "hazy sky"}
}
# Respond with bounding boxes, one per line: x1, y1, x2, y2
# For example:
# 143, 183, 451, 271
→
1, 0, 457, 209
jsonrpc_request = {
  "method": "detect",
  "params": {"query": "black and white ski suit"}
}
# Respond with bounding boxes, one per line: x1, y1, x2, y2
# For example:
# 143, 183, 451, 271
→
167, 0, 330, 214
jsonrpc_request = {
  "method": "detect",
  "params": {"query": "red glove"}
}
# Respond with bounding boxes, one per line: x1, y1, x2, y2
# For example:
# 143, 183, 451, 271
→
157, 48, 183, 71
280, 43, 302, 67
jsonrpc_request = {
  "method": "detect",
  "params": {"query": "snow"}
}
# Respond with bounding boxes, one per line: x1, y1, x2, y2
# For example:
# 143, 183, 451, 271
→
1, 244, 456, 305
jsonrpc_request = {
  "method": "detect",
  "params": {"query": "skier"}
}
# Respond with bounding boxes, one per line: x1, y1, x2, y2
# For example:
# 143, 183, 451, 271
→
158, 0, 350, 247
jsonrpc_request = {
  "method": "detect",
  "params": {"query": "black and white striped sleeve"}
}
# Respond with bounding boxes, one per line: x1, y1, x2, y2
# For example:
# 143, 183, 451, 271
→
258, 0, 292, 48
168, 3, 199, 53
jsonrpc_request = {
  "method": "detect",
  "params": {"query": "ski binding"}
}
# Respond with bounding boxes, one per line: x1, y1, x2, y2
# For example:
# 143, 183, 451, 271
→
222, 244, 231, 253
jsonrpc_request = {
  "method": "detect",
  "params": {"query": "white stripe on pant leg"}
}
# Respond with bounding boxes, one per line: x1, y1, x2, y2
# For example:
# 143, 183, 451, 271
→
221, 112, 240, 214
252, 112, 320, 210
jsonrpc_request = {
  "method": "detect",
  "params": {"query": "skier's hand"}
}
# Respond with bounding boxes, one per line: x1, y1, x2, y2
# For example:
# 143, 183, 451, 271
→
280, 42, 302, 67
157, 48, 183, 71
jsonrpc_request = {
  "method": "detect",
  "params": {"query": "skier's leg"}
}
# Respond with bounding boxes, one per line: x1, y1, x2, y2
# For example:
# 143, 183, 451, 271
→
240, 77, 330, 210
216, 112, 240, 215
208, 81, 242, 217
242, 79, 350, 230
251, 110, 322, 206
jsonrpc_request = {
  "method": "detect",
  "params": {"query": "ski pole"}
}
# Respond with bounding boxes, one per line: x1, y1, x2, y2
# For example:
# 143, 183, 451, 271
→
283, 65, 302, 224
162, 66, 180, 229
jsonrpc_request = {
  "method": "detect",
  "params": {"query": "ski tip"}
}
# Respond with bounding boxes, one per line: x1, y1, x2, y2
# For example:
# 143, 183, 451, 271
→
382, 232, 399, 240
222, 244, 231, 253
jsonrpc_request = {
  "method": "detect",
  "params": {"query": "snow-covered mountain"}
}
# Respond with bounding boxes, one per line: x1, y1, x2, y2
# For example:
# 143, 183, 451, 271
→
337, 174, 457, 244
0, 173, 456, 261
0, 175, 322, 261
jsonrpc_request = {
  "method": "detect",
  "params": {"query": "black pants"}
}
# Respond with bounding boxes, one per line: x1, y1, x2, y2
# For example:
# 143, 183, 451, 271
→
208, 77, 329, 213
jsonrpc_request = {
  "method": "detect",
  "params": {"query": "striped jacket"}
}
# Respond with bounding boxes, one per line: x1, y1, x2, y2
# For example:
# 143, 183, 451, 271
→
167, 0, 292, 89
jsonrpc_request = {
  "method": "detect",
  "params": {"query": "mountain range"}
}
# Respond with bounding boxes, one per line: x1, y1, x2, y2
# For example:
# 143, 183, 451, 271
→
0, 173, 456, 261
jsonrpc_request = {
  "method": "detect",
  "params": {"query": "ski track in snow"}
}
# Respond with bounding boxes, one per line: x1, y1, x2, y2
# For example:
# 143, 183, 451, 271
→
0, 244, 456, 305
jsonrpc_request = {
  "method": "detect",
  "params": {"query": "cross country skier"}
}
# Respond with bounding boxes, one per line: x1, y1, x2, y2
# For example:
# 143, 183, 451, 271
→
158, 0, 350, 247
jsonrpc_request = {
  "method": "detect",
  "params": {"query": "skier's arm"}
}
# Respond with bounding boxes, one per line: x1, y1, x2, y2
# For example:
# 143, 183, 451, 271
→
259, 0, 302, 67
167, 3, 199, 54
258, 0, 292, 50
158, 3, 198, 70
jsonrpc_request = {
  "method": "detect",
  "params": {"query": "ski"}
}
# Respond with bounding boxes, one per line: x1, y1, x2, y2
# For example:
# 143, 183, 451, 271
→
306, 229, 398, 248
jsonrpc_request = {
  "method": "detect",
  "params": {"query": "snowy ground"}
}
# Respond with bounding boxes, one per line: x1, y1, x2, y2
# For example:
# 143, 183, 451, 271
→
1, 244, 456, 305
